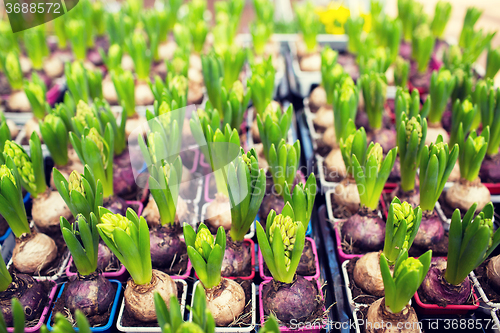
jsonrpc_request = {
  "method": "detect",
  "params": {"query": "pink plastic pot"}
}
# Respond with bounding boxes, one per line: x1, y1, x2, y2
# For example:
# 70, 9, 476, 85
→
66, 256, 128, 281
258, 278, 326, 333
485, 183, 500, 195
196, 238, 255, 281
46, 84, 62, 106
333, 196, 388, 263
258, 237, 320, 281
180, 147, 200, 174
7, 280, 58, 333
170, 260, 193, 280
125, 200, 144, 216
413, 288, 479, 315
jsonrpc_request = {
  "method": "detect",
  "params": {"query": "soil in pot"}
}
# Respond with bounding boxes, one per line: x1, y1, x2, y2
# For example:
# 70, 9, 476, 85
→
262, 276, 325, 328
120, 281, 185, 327
263, 239, 317, 277
0, 275, 53, 327
50, 277, 117, 327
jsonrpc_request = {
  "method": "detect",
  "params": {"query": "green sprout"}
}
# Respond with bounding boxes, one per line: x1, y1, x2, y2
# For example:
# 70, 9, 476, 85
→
24, 73, 48, 120
40, 113, 69, 166
0, 161, 30, 237
380, 250, 432, 313
256, 204, 306, 283
0, 51, 23, 90
411, 24, 436, 74
112, 70, 136, 118
184, 223, 226, 289
339, 127, 369, 179
430, 1, 452, 38
53, 167, 103, 223
98, 208, 152, 285
383, 198, 423, 265
477, 83, 500, 157
126, 30, 153, 82
345, 16, 364, 55
248, 57, 276, 117
295, 0, 322, 52
67, 20, 87, 61
268, 140, 301, 197
486, 46, 500, 79
65, 61, 90, 104
398, 0, 425, 42
284, 173, 317, 231
23, 26, 49, 71
61, 214, 99, 276
333, 78, 358, 144
419, 139, 459, 212
458, 7, 483, 48
394, 56, 410, 88
457, 128, 489, 182
445, 202, 500, 285
3, 133, 46, 198
428, 69, 457, 125
226, 149, 266, 242
359, 72, 387, 131
449, 99, 477, 147
100, 44, 123, 73
257, 104, 293, 161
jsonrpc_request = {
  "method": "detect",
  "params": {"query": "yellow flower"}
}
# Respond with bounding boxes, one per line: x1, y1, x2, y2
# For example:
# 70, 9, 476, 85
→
316, 3, 351, 35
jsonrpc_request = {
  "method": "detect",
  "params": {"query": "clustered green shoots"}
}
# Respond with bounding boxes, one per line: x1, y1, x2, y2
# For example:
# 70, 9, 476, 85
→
53, 167, 103, 222
380, 250, 432, 313
398, 0, 425, 42
457, 127, 489, 182
394, 56, 410, 88
112, 70, 136, 118
189, 120, 240, 196
0, 51, 23, 91
419, 138, 459, 212
67, 20, 87, 61
61, 214, 99, 276
100, 44, 123, 73
190, 283, 216, 333
257, 104, 293, 161
24, 73, 48, 120
359, 72, 387, 131
227, 149, 266, 242
352, 142, 397, 211
98, 208, 152, 285
256, 204, 305, 284
383, 198, 422, 265
248, 57, 275, 117
4, 133, 46, 198
411, 24, 436, 74
40, 114, 69, 167
477, 83, 500, 157
284, 173, 317, 231
458, 7, 483, 48
126, 30, 153, 82
65, 61, 90, 104
486, 46, 500, 79
428, 69, 457, 125
461, 29, 496, 65
430, 1, 452, 38
23, 26, 49, 71
95, 99, 127, 156
339, 127, 368, 179
295, 0, 322, 53
0, 160, 30, 238
184, 223, 226, 289
397, 114, 427, 193
48, 311, 92, 333
449, 99, 477, 147
0, 255, 11, 292
268, 140, 301, 197
451, 68, 473, 104
332, 78, 358, 144
70, 126, 114, 198
445, 202, 500, 285
345, 16, 364, 55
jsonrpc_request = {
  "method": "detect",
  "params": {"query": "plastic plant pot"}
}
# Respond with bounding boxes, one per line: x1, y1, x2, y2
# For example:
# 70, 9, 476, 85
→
352, 305, 422, 333
65, 256, 128, 281
0, 228, 12, 244
190, 280, 256, 333
47, 279, 122, 333
325, 188, 388, 263
469, 270, 500, 309
200, 201, 255, 239
491, 308, 500, 332
485, 183, 500, 195
6, 280, 58, 333
258, 237, 320, 281
195, 238, 255, 281
258, 278, 326, 333
413, 266, 480, 316
341, 260, 367, 311
116, 279, 188, 333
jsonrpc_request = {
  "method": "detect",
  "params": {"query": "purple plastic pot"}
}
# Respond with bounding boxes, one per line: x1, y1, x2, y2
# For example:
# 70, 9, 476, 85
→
258, 237, 320, 281
7, 280, 58, 333
258, 278, 326, 333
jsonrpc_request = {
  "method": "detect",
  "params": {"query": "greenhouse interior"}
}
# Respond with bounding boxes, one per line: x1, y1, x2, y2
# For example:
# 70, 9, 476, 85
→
0, 0, 500, 332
